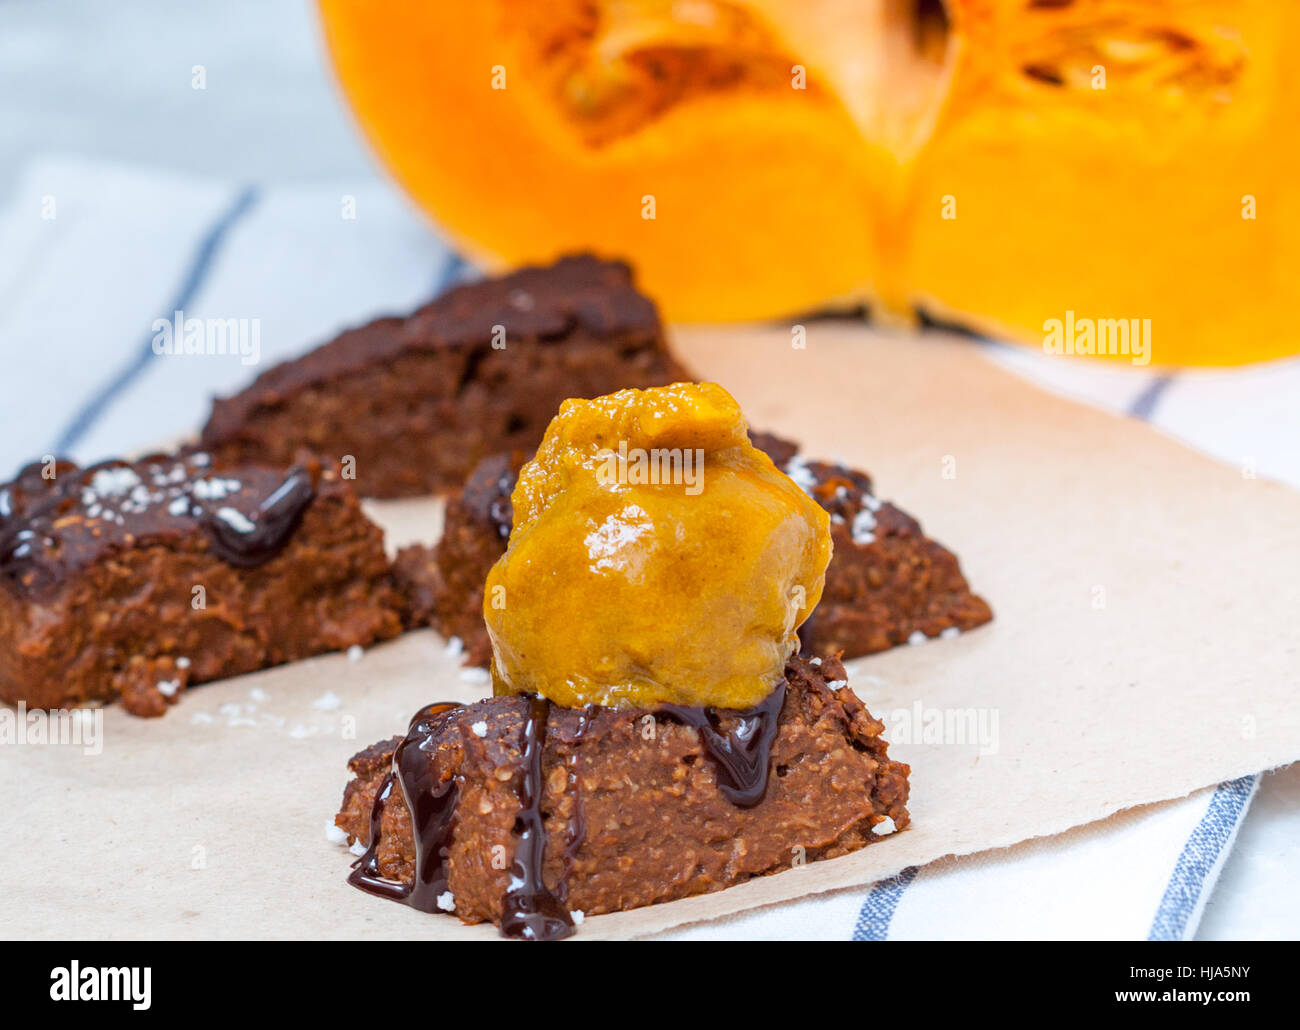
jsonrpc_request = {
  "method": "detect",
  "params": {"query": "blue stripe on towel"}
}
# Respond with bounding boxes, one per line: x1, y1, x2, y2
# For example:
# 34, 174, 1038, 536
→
1147, 775, 1258, 941
852, 866, 918, 941
51, 185, 261, 454
1127, 373, 1175, 421
433, 251, 470, 296
1127, 369, 1259, 941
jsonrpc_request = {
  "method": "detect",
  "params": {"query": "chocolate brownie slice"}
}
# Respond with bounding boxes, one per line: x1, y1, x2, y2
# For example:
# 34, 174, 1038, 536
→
391, 452, 519, 666
0, 453, 402, 717
773, 439, 993, 657
200, 255, 690, 498
398, 433, 991, 666
335, 655, 909, 934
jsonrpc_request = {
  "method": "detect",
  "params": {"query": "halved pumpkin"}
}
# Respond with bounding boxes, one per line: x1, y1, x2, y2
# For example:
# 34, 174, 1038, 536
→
318, 0, 1300, 365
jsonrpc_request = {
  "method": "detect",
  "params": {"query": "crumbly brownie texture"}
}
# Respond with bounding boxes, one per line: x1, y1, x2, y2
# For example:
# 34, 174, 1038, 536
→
335, 655, 909, 930
399, 432, 990, 666
774, 436, 993, 657
391, 452, 519, 665
0, 453, 402, 717
200, 255, 690, 498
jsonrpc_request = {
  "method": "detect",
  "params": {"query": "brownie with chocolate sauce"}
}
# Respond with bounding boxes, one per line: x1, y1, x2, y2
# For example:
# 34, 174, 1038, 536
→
0, 452, 402, 716
335, 654, 909, 939
768, 434, 994, 657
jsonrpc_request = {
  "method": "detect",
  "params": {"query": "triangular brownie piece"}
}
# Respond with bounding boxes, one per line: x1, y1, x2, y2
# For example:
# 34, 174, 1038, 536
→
200, 255, 689, 497
334, 655, 908, 934
752, 431, 993, 657
397, 433, 991, 665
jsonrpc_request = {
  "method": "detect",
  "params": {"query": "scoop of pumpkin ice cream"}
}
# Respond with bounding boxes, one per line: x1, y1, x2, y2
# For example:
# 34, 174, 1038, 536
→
484, 381, 831, 710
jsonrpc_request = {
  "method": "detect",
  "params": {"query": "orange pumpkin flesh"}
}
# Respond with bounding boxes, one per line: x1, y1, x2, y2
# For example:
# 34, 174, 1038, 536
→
319, 0, 1300, 366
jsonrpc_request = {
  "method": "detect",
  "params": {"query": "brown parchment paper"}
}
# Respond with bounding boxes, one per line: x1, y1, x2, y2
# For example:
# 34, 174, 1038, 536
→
4, 324, 1299, 941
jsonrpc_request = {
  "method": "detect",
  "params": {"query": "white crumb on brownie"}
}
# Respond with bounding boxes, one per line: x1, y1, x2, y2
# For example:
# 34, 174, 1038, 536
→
940, 626, 961, 640
471, 721, 488, 738
349, 840, 368, 858
347, 645, 364, 662
190, 477, 241, 502
784, 455, 816, 495
873, 816, 897, 836
89, 466, 141, 497
907, 630, 928, 646
325, 821, 349, 846
850, 507, 877, 546
156, 679, 180, 698
444, 636, 464, 658
826, 679, 847, 689
571, 910, 585, 925
436, 891, 456, 912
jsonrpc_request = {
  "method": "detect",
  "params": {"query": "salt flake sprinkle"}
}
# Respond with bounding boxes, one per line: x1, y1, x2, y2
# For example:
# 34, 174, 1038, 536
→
784, 456, 816, 495
313, 691, 343, 712
460, 667, 491, 687
850, 507, 877, 546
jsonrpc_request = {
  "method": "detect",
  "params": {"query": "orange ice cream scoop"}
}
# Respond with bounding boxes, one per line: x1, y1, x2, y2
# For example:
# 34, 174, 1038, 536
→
484, 382, 831, 710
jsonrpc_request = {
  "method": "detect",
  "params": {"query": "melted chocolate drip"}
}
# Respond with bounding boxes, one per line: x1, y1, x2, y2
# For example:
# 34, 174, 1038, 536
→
348, 702, 464, 910
499, 695, 574, 941
558, 705, 594, 903
347, 775, 407, 902
201, 465, 315, 567
350, 686, 783, 938
660, 681, 787, 807
349, 696, 574, 940
0, 459, 79, 593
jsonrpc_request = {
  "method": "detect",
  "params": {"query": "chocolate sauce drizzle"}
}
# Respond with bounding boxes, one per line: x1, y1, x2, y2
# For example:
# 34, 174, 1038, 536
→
0, 459, 80, 593
348, 696, 574, 941
0, 455, 317, 596
558, 706, 593, 902
349, 701, 465, 909
349, 683, 786, 939
660, 681, 787, 808
499, 696, 575, 941
200, 464, 315, 567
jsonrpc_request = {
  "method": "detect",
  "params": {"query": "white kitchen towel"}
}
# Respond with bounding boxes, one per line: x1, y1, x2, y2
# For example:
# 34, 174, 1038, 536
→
1, 157, 1293, 940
